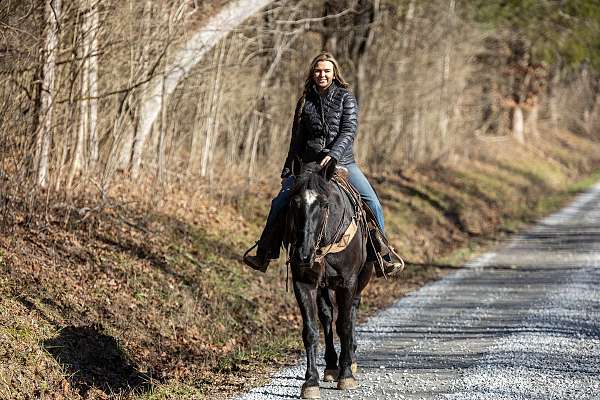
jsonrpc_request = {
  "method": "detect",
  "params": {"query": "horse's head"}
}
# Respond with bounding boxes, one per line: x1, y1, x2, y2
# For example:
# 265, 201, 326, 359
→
287, 161, 336, 267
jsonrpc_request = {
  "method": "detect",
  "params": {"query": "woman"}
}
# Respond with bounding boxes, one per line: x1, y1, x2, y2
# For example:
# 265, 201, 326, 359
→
244, 52, 402, 276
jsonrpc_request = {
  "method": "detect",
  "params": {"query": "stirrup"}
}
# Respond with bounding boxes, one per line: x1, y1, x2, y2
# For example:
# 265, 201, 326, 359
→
374, 250, 405, 279
243, 242, 269, 272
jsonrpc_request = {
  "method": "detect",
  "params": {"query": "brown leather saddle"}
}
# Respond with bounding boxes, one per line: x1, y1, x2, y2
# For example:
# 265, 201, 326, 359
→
332, 168, 405, 279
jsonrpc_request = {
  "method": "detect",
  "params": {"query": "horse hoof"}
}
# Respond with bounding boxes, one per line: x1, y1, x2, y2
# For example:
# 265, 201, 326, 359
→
337, 377, 359, 390
351, 362, 358, 374
323, 369, 338, 382
300, 385, 320, 399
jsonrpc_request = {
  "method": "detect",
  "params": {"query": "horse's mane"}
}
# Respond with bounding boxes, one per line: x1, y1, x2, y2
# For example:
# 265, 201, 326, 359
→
291, 162, 331, 198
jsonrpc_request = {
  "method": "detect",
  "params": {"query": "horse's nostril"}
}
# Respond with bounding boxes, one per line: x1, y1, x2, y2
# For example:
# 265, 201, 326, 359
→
296, 254, 312, 266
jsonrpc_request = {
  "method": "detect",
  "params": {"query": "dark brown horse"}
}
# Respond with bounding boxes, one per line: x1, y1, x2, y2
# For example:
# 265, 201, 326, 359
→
285, 161, 373, 399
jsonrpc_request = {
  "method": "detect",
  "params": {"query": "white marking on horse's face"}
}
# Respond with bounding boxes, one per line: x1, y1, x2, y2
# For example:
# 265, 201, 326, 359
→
303, 190, 319, 207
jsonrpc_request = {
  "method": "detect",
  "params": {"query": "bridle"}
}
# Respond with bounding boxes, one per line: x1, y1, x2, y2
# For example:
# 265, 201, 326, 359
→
287, 188, 354, 267
312, 204, 330, 261
286, 200, 331, 267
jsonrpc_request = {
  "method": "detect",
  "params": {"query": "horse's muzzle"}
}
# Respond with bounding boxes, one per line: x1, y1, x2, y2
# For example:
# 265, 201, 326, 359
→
294, 252, 314, 268
297, 258, 313, 268
296, 262, 312, 268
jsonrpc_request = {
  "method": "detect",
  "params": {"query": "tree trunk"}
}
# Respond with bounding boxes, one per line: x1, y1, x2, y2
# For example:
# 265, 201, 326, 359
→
36, 0, 61, 188
321, 0, 341, 54
321, 0, 378, 105
438, 0, 455, 149
246, 25, 298, 177
67, 0, 99, 190
401, 0, 417, 162
131, 0, 273, 179
201, 40, 225, 178
402, 0, 416, 51
116, 0, 151, 172
65, 23, 83, 193
409, 109, 421, 161
511, 105, 524, 143
188, 76, 207, 174
547, 65, 560, 133
129, 0, 155, 178
56, 39, 81, 193
88, 1, 99, 168
352, 0, 378, 105
73, 2, 90, 179
157, 73, 167, 183
526, 100, 539, 138
507, 37, 531, 143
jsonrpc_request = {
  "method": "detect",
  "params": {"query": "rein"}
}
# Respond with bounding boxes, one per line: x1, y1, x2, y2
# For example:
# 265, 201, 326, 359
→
313, 205, 331, 258
286, 205, 333, 270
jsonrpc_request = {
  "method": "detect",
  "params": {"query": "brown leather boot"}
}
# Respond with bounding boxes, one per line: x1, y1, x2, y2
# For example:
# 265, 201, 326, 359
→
370, 228, 405, 278
378, 254, 405, 277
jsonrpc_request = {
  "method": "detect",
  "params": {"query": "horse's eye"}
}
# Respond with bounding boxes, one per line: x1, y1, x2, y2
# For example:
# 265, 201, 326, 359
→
318, 195, 328, 208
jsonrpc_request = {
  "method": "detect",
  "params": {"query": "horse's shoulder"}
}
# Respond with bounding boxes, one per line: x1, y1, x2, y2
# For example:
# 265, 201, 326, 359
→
331, 171, 361, 212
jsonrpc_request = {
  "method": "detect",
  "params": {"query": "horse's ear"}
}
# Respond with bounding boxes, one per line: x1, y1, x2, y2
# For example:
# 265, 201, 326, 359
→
292, 156, 302, 176
321, 158, 337, 181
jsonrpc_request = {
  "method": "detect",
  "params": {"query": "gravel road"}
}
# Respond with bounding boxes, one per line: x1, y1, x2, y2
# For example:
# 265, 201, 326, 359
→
235, 183, 600, 400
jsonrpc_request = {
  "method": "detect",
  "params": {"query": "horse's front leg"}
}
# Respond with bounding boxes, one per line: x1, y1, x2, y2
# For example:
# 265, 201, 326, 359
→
350, 294, 361, 374
317, 288, 338, 382
335, 286, 359, 390
293, 280, 321, 399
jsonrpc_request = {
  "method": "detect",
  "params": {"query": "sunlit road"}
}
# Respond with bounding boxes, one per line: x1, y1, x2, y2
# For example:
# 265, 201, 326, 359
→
235, 183, 600, 400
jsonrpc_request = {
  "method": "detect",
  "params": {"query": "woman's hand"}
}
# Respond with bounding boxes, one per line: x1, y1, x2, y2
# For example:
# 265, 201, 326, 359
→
320, 155, 332, 167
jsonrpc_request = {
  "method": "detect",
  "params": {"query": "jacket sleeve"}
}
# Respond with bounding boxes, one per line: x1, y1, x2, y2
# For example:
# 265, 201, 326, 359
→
281, 98, 305, 178
328, 92, 358, 162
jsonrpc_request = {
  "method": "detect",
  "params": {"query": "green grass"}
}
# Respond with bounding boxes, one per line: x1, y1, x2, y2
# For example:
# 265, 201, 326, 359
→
535, 167, 600, 215
215, 334, 303, 373
138, 384, 204, 400
437, 166, 600, 268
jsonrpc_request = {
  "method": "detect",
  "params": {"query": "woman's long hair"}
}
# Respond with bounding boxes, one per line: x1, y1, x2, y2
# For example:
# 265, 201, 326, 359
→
295, 52, 350, 125
303, 52, 350, 91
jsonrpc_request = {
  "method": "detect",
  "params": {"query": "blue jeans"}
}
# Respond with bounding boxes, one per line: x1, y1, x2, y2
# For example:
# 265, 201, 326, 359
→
260, 163, 385, 257
346, 163, 385, 231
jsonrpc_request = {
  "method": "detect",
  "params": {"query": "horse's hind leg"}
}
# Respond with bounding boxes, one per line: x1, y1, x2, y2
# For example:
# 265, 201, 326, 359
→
350, 261, 372, 374
293, 281, 321, 399
317, 288, 338, 382
335, 287, 359, 390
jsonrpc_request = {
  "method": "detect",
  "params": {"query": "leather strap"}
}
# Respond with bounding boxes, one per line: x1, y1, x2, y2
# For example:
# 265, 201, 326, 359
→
315, 217, 358, 263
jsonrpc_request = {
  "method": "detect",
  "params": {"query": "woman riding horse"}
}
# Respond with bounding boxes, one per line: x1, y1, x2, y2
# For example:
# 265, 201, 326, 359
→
244, 52, 402, 275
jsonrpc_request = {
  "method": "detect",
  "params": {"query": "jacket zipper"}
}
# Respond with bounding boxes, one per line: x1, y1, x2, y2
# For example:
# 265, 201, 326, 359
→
318, 93, 329, 140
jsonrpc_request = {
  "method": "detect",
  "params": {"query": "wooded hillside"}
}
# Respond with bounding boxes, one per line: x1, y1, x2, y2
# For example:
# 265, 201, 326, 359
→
1, 0, 598, 201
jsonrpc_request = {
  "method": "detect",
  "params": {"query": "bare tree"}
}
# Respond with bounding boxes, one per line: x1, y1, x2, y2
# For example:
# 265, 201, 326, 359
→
36, 0, 62, 188
130, 0, 273, 179
66, 0, 100, 191
1, 0, 598, 202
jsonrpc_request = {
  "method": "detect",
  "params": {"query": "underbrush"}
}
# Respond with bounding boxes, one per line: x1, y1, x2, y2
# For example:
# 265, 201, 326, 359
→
1, 129, 600, 399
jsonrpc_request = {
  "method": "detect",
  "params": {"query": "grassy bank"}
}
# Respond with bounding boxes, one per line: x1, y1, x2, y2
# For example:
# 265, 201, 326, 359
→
1, 128, 600, 399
